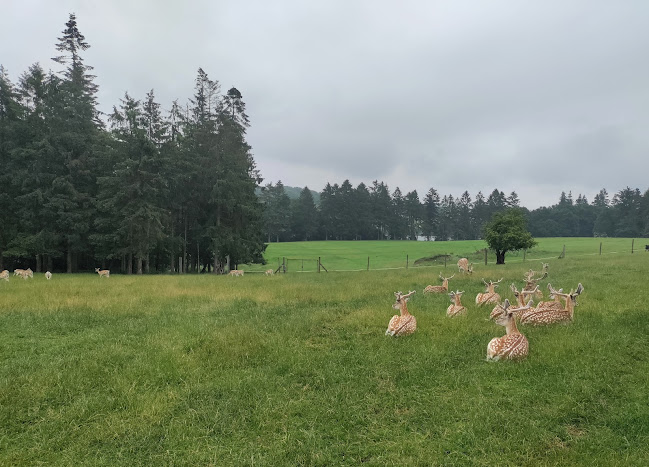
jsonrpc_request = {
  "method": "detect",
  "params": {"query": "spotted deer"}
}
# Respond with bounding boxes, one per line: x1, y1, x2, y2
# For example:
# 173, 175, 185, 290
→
424, 273, 454, 294
95, 268, 110, 278
510, 283, 539, 308
265, 269, 274, 276
523, 263, 548, 298
476, 278, 503, 306
519, 283, 584, 326
532, 283, 565, 313
487, 299, 533, 361
0, 270, 9, 281
446, 290, 467, 317
229, 269, 244, 277
386, 291, 417, 337
457, 258, 473, 275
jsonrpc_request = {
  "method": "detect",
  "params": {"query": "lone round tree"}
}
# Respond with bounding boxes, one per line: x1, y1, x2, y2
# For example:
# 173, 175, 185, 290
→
483, 209, 537, 264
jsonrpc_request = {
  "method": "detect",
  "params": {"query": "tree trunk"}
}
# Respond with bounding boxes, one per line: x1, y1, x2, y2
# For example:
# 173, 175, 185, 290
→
137, 255, 143, 275
47, 255, 53, 272
66, 247, 72, 273
0, 249, 3, 270
36, 254, 42, 273
496, 250, 506, 265
127, 253, 133, 275
145, 253, 150, 274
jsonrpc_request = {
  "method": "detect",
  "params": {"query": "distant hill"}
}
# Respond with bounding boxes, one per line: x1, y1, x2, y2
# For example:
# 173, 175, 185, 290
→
255, 185, 321, 206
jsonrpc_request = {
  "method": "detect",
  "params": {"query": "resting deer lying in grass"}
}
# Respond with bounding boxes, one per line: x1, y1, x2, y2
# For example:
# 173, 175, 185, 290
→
386, 291, 417, 337
424, 273, 454, 294
487, 299, 533, 361
446, 290, 467, 317
476, 278, 503, 306
532, 283, 564, 313
0, 270, 9, 281
510, 283, 539, 308
229, 269, 244, 277
523, 263, 548, 298
519, 283, 584, 326
457, 258, 473, 275
95, 268, 110, 278
265, 269, 274, 276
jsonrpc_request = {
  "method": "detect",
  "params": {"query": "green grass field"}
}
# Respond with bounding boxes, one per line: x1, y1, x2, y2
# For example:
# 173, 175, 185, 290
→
1, 239, 649, 465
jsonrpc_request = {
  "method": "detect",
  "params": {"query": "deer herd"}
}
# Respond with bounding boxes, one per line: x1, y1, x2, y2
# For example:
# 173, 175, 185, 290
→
387, 259, 585, 362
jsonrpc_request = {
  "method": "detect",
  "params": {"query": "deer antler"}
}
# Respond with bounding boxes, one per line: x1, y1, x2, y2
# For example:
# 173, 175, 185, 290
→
494, 278, 503, 284
482, 278, 489, 286
503, 299, 511, 310
402, 290, 416, 300
510, 283, 518, 293
522, 285, 539, 295
524, 269, 535, 281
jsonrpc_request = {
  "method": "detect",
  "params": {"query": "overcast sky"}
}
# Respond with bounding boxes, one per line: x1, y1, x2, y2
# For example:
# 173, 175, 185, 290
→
4, 0, 649, 208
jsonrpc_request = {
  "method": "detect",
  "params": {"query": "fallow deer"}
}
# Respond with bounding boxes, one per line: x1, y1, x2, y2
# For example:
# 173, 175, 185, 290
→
457, 258, 473, 275
486, 299, 533, 361
532, 283, 564, 313
386, 291, 417, 337
510, 283, 540, 308
424, 273, 454, 294
446, 290, 467, 317
95, 268, 110, 278
0, 270, 8, 281
229, 269, 244, 277
476, 278, 503, 306
13, 268, 25, 276
45, 271, 52, 280
265, 269, 274, 276
519, 283, 584, 326
522, 263, 549, 298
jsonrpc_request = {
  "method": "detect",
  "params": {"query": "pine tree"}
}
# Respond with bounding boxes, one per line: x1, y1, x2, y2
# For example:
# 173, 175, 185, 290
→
421, 188, 439, 241
291, 187, 318, 241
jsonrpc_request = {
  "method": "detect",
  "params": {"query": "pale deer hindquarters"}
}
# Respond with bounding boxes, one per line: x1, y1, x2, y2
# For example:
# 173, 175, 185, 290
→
45, 271, 52, 280
386, 291, 417, 336
0, 270, 9, 281
424, 273, 454, 294
487, 299, 531, 361
446, 290, 467, 317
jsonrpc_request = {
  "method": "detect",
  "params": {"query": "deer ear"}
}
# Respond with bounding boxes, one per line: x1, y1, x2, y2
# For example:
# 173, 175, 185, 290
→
504, 299, 511, 310
576, 283, 584, 295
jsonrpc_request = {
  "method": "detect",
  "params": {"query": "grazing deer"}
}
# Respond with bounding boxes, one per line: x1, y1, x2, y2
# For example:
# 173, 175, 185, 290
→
457, 258, 473, 275
228, 269, 244, 277
386, 291, 417, 337
45, 271, 52, 280
0, 270, 9, 281
476, 278, 503, 306
265, 269, 274, 276
95, 268, 110, 278
487, 299, 533, 361
519, 283, 584, 326
424, 273, 455, 294
446, 290, 467, 317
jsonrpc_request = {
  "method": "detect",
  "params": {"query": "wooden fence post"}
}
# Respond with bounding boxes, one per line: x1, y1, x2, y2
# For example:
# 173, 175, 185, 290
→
444, 255, 447, 268
559, 245, 565, 259
599, 242, 602, 255
523, 249, 526, 262
318, 257, 321, 273
406, 255, 409, 269
484, 248, 488, 266
282, 257, 286, 273
367, 256, 370, 271
632, 239, 634, 254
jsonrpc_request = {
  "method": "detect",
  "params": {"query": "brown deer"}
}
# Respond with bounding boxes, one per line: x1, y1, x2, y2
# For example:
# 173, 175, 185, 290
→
532, 283, 565, 313
0, 270, 8, 281
522, 263, 548, 298
95, 268, 110, 278
519, 283, 584, 326
446, 290, 467, 317
487, 299, 533, 361
265, 269, 274, 276
386, 291, 417, 337
457, 258, 473, 275
424, 273, 454, 294
228, 270, 244, 277
476, 278, 503, 306
510, 283, 540, 308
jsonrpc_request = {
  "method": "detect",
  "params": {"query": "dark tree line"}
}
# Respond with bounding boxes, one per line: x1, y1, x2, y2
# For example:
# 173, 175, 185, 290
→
0, 14, 266, 273
261, 182, 649, 242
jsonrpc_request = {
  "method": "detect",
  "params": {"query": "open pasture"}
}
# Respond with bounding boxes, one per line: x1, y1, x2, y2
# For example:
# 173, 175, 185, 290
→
1, 241, 648, 465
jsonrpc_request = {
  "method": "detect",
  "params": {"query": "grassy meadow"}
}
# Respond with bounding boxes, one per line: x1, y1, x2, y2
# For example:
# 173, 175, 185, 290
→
1, 239, 649, 465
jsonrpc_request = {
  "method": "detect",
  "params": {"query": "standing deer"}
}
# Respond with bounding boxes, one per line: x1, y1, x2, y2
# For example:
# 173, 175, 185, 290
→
519, 283, 584, 326
265, 269, 274, 276
424, 273, 454, 294
446, 290, 467, 317
386, 291, 417, 337
457, 258, 473, 275
229, 270, 244, 277
476, 278, 503, 306
0, 270, 9, 281
95, 268, 110, 278
13, 269, 25, 276
487, 299, 533, 361
45, 271, 52, 280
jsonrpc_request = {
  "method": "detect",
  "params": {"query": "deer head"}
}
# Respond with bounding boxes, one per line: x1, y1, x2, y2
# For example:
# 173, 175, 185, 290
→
492, 299, 533, 326
393, 290, 416, 310
448, 290, 464, 304
439, 273, 455, 283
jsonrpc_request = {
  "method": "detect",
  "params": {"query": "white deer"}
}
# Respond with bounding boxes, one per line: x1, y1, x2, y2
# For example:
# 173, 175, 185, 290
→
424, 273, 455, 294
476, 278, 503, 306
265, 269, 274, 276
446, 290, 467, 317
487, 299, 533, 361
457, 258, 473, 275
45, 271, 52, 280
95, 268, 110, 278
386, 291, 417, 337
